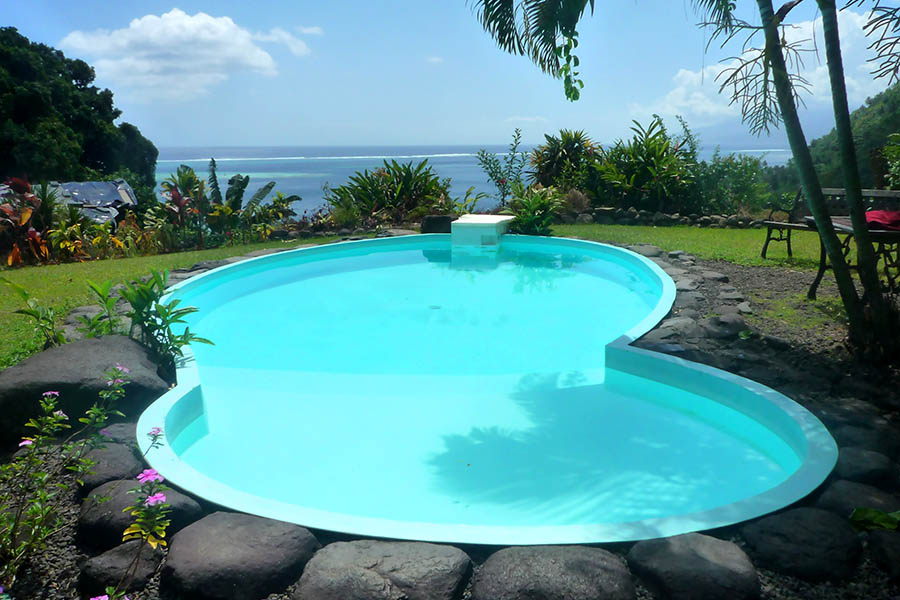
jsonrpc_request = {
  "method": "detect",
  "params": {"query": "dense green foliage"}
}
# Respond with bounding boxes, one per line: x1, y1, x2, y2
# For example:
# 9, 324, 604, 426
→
503, 183, 563, 235
0, 28, 158, 187
323, 159, 453, 227
764, 83, 900, 195
595, 117, 698, 213
530, 129, 598, 190
525, 118, 771, 216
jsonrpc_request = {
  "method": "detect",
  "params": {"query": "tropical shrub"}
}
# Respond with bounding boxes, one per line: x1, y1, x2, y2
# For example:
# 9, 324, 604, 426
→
696, 149, 771, 215
477, 128, 528, 205
530, 129, 598, 190
503, 183, 563, 236
0, 177, 51, 266
324, 159, 451, 224
119, 269, 212, 379
882, 133, 900, 190
594, 117, 698, 214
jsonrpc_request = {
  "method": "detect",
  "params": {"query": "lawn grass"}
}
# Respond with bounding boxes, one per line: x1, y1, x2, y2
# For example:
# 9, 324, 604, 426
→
0, 236, 340, 369
552, 224, 824, 270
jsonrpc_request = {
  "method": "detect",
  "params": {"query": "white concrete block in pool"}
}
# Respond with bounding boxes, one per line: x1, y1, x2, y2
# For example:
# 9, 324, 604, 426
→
451, 214, 516, 246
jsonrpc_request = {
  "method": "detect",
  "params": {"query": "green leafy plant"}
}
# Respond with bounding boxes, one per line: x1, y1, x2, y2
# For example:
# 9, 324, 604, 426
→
530, 129, 598, 190
849, 507, 900, 531
324, 159, 451, 225
697, 148, 771, 215
477, 128, 527, 205
0, 278, 67, 348
595, 116, 696, 213
76, 280, 122, 338
503, 183, 563, 236
0, 367, 130, 592
119, 269, 213, 378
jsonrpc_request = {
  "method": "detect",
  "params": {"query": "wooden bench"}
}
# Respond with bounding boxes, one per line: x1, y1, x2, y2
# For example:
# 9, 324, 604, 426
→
760, 188, 900, 258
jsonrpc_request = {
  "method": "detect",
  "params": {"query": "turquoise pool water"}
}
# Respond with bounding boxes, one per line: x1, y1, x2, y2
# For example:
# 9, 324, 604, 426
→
138, 235, 837, 544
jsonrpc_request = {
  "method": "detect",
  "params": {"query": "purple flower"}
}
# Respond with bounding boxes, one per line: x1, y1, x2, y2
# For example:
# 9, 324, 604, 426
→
99, 428, 111, 437
0, 584, 5, 593
106, 378, 125, 386
115, 362, 131, 374
137, 468, 164, 484
148, 426, 163, 437
89, 595, 109, 600
144, 492, 167, 506
18, 439, 33, 447
53, 410, 68, 419
42, 390, 59, 397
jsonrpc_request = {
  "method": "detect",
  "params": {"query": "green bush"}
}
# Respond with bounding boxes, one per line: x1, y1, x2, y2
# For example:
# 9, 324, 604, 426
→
594, 116, 698, 214
530, 129, 598, 192
503, 183, 563, 236
696, 148, 771, 215
323, 159, 451, 224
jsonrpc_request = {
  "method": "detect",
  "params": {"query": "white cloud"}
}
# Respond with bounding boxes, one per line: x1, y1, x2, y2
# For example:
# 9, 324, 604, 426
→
505, 116, 549, 123
297, 25, 324, 35
425, 56, 443, 64
59, 9, 316, 102
632, 9, 889, 130
253, 27, 310, 57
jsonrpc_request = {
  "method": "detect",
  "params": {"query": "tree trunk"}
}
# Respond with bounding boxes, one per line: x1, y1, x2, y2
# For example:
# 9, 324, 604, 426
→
817, 0, 898, 357
756, 0, 868, 341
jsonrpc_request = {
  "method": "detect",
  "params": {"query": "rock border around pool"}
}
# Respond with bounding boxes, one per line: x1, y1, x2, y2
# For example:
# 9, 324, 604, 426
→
5, 238, 900, 599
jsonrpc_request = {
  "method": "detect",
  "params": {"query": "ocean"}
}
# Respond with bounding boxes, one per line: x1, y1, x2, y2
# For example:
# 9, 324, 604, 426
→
155, 145, 793, 214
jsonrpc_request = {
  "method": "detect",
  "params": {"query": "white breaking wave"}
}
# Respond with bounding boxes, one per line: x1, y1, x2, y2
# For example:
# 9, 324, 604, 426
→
157, 152, 480, 163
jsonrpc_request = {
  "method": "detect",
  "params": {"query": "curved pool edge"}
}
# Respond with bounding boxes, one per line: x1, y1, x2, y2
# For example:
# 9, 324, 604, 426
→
137, 234, 838, 545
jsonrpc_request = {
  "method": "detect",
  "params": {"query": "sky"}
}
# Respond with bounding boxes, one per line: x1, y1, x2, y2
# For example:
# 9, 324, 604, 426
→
4, 1, 894, 149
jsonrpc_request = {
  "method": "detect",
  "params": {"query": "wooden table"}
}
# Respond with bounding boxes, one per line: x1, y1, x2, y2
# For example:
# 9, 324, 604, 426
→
804, 216, 900, 299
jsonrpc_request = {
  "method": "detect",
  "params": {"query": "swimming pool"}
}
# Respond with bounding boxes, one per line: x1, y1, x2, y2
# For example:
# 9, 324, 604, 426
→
137, 234, 837, 544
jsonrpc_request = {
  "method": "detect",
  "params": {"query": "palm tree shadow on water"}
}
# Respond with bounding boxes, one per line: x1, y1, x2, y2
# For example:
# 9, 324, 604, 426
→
426, 371, 792, 527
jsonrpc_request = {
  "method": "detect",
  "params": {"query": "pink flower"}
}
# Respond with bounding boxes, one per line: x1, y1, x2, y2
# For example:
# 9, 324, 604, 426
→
54, 410, 67, 419
18, 439, 33, 447
148, 426, 163, 437
137, 468, 164, 483
145, 492, 167, 506
106, 378, 125, 386
115, 362, 131, 374
42, 390, 59, 397
99, 428, 111, 437
89, 595, 109, 600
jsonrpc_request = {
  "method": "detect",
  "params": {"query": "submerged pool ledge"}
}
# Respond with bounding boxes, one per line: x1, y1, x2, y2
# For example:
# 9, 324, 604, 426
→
137, 235, 837, 545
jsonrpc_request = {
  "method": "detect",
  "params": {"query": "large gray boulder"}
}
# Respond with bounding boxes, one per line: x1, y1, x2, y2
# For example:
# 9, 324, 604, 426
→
80, 540, 163, 594
627, 533, 759, 600
79, 479, 203, 551
80, 443, 145, 491
472, 546, 635, 600
163, 512, 320, 600
815, 479, 900, 517
0, 336, 168, 448
740, 508, 861, 581
835, 447, 893, 486
294, 540, 471, 600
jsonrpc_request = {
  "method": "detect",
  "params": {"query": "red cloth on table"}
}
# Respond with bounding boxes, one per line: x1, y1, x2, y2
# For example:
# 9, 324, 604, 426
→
866, 210, 900, 231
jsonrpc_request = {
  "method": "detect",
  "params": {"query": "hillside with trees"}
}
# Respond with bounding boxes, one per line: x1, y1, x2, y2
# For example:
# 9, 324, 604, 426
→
766, 83, 900, 194
0, 27, 157, 188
